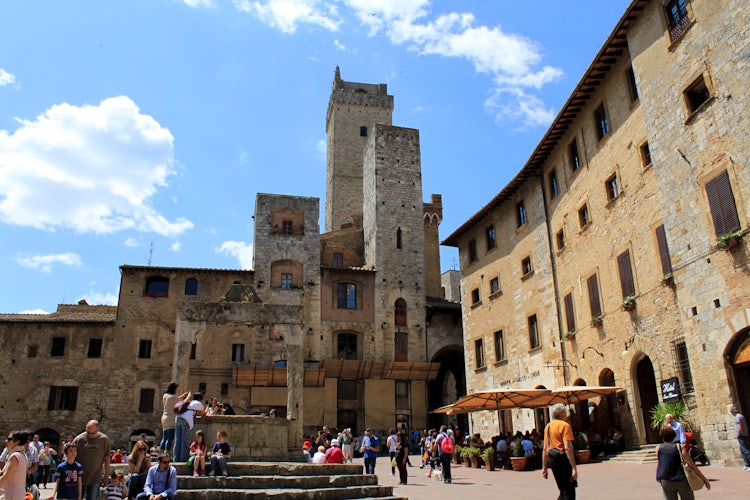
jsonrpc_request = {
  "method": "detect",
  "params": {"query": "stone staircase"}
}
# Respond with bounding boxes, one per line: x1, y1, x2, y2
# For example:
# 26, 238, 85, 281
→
173, 462, 406, 500
605, 444, 658, 464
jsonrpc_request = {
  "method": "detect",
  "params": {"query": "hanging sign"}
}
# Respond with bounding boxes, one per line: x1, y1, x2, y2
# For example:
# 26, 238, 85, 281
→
661, 377, 681, 402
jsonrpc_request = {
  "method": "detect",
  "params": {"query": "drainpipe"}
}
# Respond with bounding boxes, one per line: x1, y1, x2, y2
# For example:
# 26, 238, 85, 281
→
539, 174, 569, 386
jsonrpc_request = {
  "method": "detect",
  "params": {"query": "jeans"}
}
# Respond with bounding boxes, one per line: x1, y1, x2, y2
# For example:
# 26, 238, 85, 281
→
550, 453, 576, 500
439, 453, 452, 482
82, 483, 101, 500
136, 493, 174, 500
173, 418, 190, 462
160, 427, 175, 452
364, 456, 376, 474
738, 436, 750, 467
210, 454, 228, 474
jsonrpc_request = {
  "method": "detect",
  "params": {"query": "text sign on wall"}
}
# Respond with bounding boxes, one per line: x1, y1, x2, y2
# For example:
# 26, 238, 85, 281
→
661, 377, 681, 403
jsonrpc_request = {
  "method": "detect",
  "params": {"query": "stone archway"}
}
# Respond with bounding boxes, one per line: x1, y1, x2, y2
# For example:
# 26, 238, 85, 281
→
635, 356, 660, 444
724, 328, 750, 416
428, 345, 465, 431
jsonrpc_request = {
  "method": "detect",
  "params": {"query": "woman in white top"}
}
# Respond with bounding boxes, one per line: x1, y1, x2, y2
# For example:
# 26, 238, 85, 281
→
159, 382, 180, 453
0, 430, 30, 500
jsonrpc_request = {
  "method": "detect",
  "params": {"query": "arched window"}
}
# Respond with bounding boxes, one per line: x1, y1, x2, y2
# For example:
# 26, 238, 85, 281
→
396, 228, 402, 249
184, 278, 198, 296
145, 276, 169, 297
394, 298, 407, 326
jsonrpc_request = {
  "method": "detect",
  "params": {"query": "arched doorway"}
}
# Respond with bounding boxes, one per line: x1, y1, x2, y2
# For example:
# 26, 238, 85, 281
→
725, 329, 750, 416
636, 356, 660, 444
428, 346, 466, 432
34, 428, 61, 450
596, 368, 620, 435
571, 379, 590, 432
534, 385, 549, 431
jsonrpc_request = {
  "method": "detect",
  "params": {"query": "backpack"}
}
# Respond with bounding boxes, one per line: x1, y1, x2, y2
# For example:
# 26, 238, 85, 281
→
440, 434, 454, 454
174, 399, 190, 415
370, 435, 380, 453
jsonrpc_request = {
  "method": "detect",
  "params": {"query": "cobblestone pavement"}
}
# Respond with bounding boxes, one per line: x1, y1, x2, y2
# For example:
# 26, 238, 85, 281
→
34, 455, 748, 499
378, 456, 748, 499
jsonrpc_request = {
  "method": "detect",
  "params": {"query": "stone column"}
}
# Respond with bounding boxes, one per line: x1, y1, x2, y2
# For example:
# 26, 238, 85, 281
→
285, 324, 304, 442
173, 318, 205, 393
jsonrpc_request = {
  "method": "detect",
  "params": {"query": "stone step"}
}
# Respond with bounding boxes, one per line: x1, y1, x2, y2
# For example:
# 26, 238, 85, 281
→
174, 484, 395, 500
606, 445, 658, 464
173, 462, 364, 477
178, 473, 378, 490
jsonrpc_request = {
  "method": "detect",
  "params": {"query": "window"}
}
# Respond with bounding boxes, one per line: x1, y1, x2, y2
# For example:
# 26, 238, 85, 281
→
594, 103, 610, 141
626, 66, 639, 102
138, 388, 155, 413
395, 332, 408, 362
394, 298, 407, 326
48, 386, 77, 411
221, 383, 229, 396
517, 201, 527, 227
528, 314, 540, 349
332, 252, 343, 267
336, 283, 357, 309
395, 381, 410, 408
274, 359, 287, 367
184, 278, 198, 296
138, 340, 152, 359
232, 343, 245, 362
489, 277, 500, 295
605, 173, 621, 201
475, 338, 485, 369
87, 338, 102, 358
522, 256, 533, 276
674, 340, 695, 393
655, 225, 673, 276
705, 170, 741, 237
281, 273, 293, 289
494, 330, 505, 362
556, 229, 566, 250
617, 250, 636, 298
199, 382, 206, 394
360, 126, 368, 137
587, 274, 602, 318
684, 75, 711, 115
471, 288, 480, 305
564, 294, 576, 333
338, 380, 357, 400
28, 345, 38, 358
486, 225, 496, 250
396, 228, 402, 249
145, 276, 169, 297
282, 219, 293, 235
578, 203, 590, 228
51, 337, 65, 357
337, 333, 358, 360
665, 0, 690, 41
190, 343, 196, 360
569, 139, 581, 172
640, 142, 652, 167
549, 169, 559, 198
468, 238, 478, 263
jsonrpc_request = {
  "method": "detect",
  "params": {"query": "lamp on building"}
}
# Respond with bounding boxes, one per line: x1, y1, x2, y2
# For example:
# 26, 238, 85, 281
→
544, 359, 577, 371
381, 322, 387, 329
580, 347, 604, 366
621, 336, 637, 362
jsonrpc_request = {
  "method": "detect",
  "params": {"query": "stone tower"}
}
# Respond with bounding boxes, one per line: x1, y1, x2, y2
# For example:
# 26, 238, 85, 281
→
325, 66, 394, 232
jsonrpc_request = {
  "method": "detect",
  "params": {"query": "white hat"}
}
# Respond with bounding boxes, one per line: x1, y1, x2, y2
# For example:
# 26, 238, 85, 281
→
331, 439, 340, 446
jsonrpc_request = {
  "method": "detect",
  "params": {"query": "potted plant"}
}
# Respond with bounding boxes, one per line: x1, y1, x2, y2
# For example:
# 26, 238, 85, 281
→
621, 295, 636, 311
661, 272, 675, 286
574, 433, 590, 464
650, 401, 693, 432
591, 315, 603, 327
717, 229, 742, 249
510, 438, 526, 471
481, 447, 496, 471
453, 444, 463, 464
461, 445, 474, 467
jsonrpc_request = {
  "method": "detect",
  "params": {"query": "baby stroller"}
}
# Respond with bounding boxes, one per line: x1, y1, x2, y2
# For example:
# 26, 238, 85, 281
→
685, 432, 709, 465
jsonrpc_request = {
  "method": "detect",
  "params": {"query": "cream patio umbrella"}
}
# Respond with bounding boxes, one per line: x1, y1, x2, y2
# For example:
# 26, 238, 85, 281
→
530, 385, 622, 406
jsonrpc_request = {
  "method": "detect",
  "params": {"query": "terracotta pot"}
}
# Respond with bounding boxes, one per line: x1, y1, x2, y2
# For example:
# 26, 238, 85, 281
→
575, 449, 591, 464
485, 457, 495, 471
510, 456, 527, 471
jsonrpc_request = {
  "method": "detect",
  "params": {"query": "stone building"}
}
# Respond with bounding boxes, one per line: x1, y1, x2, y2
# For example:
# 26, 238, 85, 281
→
0, 68, 464, 449
444, 0, 750, 466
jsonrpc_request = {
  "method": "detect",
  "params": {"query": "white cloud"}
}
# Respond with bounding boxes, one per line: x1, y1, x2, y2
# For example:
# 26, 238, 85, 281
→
124, 237, 139, 247
78, 290, 119, 305
16, 252, 82, 273
239, 151, 248, 166
170, 241, 182, 252
0, 69, 16, 86
179, 0, 214, 7
233, 0, 340, 33
19, 308, 50, 315
485, 87, 555, 129
316, 139, 326, 162
216, 241, 254, 269
0, 96, 194, 236
333, 39, 347, 51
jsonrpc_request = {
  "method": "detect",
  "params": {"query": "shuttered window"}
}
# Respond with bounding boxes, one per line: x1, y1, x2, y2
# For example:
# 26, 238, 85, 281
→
587, 274, 601, 317
617, 250, 636, 298
705, 170, 741, 236
564, 293, 576, 333
655, 225, 673, 276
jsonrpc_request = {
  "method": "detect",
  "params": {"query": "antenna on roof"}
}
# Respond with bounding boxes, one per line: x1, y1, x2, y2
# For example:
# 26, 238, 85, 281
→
147, 241, 155, 266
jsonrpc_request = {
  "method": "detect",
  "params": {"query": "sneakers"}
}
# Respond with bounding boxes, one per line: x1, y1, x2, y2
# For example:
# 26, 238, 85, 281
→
193, 471, 200, 477
221, 470, 228, 477
743, 466, 750, 471
208, 471, 215, 477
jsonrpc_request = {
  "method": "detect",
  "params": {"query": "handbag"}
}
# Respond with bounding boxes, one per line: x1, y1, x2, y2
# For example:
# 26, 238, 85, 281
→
676, 444, 704, 491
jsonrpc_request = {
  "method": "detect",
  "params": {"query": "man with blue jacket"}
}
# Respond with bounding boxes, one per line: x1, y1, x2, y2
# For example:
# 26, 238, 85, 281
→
136, 454, 177, 500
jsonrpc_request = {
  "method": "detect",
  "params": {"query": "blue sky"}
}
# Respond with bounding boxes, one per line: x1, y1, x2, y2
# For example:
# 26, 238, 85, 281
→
0, 0, 631, 313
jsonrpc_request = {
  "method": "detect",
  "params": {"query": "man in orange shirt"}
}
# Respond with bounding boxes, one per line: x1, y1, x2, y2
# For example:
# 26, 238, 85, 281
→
542, 404, 578, 499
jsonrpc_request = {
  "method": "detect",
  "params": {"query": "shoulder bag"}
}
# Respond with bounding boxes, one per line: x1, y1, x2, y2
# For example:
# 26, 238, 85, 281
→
676, 444, 704, 491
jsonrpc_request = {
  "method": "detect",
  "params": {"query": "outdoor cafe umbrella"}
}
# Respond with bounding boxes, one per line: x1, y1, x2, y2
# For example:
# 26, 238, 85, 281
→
529, 385, 622, 406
